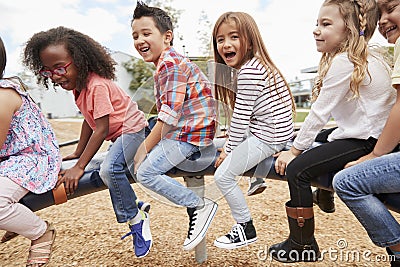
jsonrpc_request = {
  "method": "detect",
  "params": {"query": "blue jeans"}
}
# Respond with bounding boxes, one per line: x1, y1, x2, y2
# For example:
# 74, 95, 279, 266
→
333, 152, 400, 247
136, 139, 202, 208
215, 134, 285, 223
99, 130, 145, 223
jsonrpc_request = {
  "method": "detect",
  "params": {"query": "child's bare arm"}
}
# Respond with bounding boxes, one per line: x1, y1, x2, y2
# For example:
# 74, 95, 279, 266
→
58, 115, 109, 194
0, 89, 21, 147
62, 120, 92, 160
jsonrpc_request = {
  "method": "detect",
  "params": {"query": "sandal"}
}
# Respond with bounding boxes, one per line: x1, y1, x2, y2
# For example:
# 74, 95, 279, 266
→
26, 222, 56, 267
1, 231, 18, 243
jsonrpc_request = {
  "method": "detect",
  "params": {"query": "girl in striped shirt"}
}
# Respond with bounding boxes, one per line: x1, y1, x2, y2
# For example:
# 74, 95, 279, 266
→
212, 11, 295, 249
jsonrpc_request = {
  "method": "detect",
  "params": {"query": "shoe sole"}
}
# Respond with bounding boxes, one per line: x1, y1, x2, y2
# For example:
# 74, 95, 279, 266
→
1, 231, 18, 243
247, 184, 267, 196
214, 237, 258, 249
314, 205, 335, 213
183, 203, 218, 251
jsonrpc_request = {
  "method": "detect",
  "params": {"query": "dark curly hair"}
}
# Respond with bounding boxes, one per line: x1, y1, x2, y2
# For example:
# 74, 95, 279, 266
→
132, 1, 174, 45
23, 26, 116, 91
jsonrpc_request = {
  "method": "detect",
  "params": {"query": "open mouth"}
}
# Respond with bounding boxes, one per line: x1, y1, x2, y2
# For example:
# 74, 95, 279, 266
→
385, 25, 397, 37
225, 52, 236, 60
140, 47, 150, 53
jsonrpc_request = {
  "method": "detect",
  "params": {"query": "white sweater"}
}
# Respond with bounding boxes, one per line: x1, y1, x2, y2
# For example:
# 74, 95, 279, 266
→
293, 52, 396, 151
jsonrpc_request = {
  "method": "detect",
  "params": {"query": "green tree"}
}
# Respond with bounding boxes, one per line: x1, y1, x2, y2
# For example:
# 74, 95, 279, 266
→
197, 10, 213, 57
142, 0, 182, 29
123, 58, 157, 115
123, 58, 155, 92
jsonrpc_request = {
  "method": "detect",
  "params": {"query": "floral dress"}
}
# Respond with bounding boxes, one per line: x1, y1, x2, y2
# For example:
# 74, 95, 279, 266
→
0, 79, 61, 194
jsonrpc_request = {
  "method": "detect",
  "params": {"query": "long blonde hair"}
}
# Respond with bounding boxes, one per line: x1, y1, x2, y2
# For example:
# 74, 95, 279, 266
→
312, 0, 379, 101
212, 12, 295, 121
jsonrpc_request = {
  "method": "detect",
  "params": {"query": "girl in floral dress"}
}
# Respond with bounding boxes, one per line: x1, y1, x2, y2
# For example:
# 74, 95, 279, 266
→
0, 36, 61, 267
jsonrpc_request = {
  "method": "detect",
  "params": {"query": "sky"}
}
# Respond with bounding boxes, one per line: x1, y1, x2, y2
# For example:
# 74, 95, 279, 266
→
0, 0, 390, 82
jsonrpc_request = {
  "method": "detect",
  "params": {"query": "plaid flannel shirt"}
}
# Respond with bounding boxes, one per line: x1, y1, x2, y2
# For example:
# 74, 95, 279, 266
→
154, 47, 216, 146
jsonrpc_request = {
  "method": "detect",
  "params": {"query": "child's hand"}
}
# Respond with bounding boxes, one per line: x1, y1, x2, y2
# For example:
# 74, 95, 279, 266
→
345, 152, 377, 168
62, 152, 80, 161
215, 150, 227, 168
57, 166, 84, 195
274, 150, 296, 175
134, 144, 147, 174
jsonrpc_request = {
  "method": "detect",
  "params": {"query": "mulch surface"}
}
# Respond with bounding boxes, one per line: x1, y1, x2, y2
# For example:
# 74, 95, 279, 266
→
1, 119, 398, 267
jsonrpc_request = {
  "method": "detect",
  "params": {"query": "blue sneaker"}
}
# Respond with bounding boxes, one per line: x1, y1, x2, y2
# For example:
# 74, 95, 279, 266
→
136, 200, 151, 213
121, 211, 152, 258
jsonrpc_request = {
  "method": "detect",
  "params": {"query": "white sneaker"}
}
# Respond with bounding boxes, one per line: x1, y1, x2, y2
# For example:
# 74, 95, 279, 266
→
183, 198, 218, 251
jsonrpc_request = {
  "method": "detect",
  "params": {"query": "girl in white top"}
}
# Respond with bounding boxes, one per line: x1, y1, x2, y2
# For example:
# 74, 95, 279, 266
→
212, 11, 295, 249
270, 0, 396, 263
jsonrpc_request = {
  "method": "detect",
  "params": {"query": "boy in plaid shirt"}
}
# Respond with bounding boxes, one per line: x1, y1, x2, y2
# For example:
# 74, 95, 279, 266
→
131, 1, 218, 251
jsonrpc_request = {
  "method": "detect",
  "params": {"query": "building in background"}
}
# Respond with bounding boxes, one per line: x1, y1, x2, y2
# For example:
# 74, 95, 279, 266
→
289, 66, 317, 108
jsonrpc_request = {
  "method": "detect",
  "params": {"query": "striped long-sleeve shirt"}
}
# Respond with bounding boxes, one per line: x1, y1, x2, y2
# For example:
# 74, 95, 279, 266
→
225, 57, 294, 154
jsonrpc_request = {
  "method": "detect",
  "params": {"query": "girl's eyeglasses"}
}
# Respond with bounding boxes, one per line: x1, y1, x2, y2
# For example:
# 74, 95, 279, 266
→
39, 62, 72, 78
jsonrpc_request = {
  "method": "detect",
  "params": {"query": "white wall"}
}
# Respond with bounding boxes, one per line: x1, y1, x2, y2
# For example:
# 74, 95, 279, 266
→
29, 87, 79, 119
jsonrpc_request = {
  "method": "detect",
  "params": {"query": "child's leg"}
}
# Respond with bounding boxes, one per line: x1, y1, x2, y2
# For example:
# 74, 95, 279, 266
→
99, 130, 152, 257
333, 152, 400, 248
0, 177, 46, 240
214, 137, 285, 249
99, 130, 145, 223
136, 139, 201, 208
215, 136, 285, 223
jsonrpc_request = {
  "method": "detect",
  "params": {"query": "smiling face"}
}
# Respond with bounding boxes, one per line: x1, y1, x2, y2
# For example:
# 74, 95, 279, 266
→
313, 4, 347, 53
215, 20, 245, 69
131, 16, 172, 66
378, 0, 400, 44
39, 44, 78, 91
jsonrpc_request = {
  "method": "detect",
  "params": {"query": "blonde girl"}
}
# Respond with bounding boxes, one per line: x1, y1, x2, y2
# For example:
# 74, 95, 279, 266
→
270, 0, 396, 262
212, 11, 295, 249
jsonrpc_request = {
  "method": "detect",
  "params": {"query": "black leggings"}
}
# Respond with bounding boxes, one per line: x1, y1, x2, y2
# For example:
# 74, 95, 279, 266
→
286, 129, 377, 208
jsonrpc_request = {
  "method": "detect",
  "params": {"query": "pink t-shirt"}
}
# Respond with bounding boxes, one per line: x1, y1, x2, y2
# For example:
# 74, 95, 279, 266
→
74, 73, 147, 141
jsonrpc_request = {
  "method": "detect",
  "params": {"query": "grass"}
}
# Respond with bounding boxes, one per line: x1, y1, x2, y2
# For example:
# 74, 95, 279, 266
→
295, 110, 309, 123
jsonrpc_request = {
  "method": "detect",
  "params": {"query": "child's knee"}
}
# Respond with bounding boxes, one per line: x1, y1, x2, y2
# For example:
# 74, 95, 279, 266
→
99, 168, 112, 185
0, 196, 12, 217
214, 168, 232, 189
332, 172, 345, 193
135, 167, 148, 184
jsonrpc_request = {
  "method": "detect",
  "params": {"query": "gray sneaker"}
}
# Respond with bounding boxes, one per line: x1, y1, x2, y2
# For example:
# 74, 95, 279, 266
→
183, 198, 218, 251
247, 178, 267, 196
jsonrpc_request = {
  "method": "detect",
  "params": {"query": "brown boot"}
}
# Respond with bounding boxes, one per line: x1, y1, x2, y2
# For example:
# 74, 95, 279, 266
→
269, 202, 320, 263
312, 188, 335, 213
